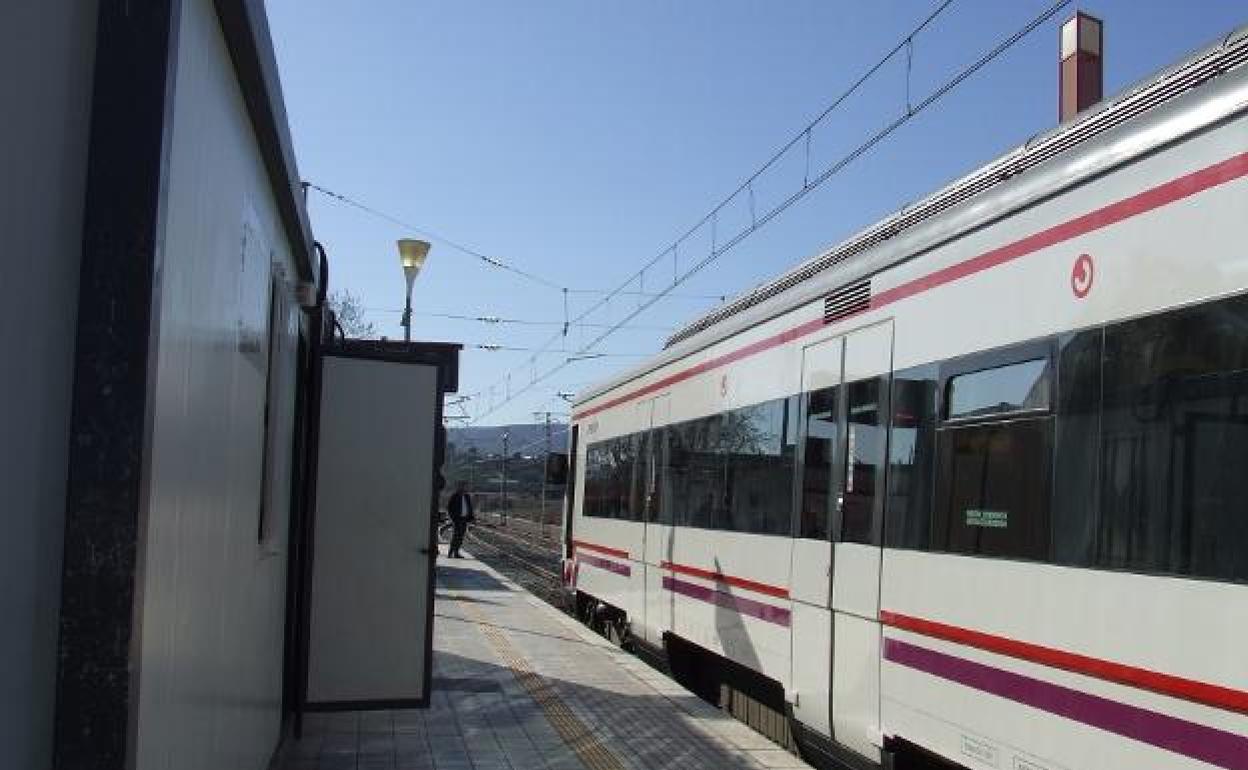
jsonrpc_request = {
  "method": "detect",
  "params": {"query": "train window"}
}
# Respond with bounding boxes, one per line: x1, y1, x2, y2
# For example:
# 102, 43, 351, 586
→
1051, 330, 1103, 565
1095, 295, 1248, 582
635, 430, 653, 522
723, 398, 797, 536
800, 385, 840, 539
671, 414, 726, 529
947, 358, 1051, 419
933, 417, 1052, 560
584, 435, 639, 520
885, 365, 938, 549
841, 376, 888, 544
564, 425, 579, 553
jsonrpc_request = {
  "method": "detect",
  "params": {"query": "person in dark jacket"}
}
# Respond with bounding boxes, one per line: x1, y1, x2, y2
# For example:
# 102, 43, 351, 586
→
445, 481, 474, 558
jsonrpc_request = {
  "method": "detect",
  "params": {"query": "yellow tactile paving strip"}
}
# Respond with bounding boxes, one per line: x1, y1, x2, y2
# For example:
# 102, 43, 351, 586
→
447, 587, 631, 770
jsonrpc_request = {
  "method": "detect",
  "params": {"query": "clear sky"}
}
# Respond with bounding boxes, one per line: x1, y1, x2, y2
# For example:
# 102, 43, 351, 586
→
266, 0, 1246, 427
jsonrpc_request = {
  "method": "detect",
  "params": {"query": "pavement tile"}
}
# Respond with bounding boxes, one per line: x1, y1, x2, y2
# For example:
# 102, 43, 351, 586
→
278, 551, 811, 770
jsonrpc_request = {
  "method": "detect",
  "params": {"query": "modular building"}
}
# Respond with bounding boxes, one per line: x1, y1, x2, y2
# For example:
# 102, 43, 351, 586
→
1, 2, 457, 769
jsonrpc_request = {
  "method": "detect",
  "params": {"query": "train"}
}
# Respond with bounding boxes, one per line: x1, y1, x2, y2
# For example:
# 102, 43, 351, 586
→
556, 24, 1248, 770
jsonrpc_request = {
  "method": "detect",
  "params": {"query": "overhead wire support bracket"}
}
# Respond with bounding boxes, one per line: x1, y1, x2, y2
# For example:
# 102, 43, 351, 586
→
468, 0, 1076, 425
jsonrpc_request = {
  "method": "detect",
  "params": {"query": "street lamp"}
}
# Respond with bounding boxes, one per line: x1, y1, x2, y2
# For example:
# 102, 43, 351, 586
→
397, 238, 431, 342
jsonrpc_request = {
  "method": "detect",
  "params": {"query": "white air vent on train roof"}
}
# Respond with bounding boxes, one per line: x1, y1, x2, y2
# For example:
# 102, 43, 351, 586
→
824, 280, 871, 324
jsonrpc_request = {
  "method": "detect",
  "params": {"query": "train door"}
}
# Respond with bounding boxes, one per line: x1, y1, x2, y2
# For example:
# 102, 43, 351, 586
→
638, 394, 670, 645
830, 321, 892, 761
790, 336, 843, 738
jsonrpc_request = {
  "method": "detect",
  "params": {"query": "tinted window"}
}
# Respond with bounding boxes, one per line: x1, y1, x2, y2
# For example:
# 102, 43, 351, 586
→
800, 385, 840, 539
842, 377, 888, 544
657, 398, 796, 534
885, 365, 937, 549
723, 398, 797, 536
584, 435, 639, 520
1096, 296, 1248, 581
933, 417, 1052, 560
683, 414, 728, 529
1051, 330, 1103, 565
947, 358, 1051, 419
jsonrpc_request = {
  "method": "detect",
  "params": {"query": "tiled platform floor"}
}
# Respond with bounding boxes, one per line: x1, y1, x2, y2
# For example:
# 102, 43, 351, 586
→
280, 551, 810, 770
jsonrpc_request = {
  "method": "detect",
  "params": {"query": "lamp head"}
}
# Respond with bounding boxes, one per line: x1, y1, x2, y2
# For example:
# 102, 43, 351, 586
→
397, 239, 431, 286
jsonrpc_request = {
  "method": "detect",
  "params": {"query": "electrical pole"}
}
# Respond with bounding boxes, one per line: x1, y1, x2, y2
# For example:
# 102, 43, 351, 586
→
500, 431, 509, 525
534, 411, 553, 539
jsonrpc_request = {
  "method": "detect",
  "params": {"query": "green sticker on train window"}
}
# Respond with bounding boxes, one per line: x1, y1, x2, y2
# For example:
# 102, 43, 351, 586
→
965, 509, 1008, 528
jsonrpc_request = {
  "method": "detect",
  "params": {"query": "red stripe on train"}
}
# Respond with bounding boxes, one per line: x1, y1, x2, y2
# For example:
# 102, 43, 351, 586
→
880, 610, 1248, 716
573, 150, 1248, 422
571, 539, 630, 559
659, 561, 789, 598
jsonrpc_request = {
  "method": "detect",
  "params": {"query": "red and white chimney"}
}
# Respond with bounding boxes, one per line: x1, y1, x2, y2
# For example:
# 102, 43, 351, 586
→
1059, 12, 1104, 122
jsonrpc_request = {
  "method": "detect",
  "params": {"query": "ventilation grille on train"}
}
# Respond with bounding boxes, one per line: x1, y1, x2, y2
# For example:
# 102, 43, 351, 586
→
662, 28, 1248, 350
824, 280, 871, 324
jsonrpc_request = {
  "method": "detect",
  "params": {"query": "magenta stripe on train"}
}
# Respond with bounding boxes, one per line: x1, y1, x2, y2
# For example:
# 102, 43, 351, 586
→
884, 638, 1248, 770
661, 575, 791, 627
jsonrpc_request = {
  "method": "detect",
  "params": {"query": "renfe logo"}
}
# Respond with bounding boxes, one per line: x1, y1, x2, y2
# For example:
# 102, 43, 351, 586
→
1071, 253, 1094, 298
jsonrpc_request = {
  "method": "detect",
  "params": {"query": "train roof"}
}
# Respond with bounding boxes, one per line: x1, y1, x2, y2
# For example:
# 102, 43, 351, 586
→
576, 22, 1248, 412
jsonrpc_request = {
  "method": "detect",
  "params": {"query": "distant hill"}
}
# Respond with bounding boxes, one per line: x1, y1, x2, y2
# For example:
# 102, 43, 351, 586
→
448, 423, 569, 457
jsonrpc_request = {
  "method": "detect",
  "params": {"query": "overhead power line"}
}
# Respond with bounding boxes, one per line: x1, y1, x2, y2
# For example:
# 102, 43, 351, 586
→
304, 181, 566, 291
471, 0, 1074, 424
306, 182, 733, 303
363, 307, 674, 332
467, 344, 649, 357
469, 0, 960, 419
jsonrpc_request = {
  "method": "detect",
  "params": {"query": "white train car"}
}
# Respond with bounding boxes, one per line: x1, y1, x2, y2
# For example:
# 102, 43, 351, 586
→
560, 25, 1248, 770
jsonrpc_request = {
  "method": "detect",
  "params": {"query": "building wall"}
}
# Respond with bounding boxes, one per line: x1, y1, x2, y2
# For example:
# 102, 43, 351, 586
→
0, 3, 97, 769
130, 0, 300, 767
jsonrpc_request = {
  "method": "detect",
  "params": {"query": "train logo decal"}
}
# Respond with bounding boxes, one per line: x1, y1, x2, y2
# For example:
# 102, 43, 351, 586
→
1071, 253, 1094, 298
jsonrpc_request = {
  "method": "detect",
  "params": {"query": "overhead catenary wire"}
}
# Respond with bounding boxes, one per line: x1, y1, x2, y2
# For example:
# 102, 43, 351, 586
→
306, 182, 731, 302
468, 0, 961, 421
471, 0, 1074, 425
362, 307, 675, 332
467, 344, 649, 356
304, 181, 567, 292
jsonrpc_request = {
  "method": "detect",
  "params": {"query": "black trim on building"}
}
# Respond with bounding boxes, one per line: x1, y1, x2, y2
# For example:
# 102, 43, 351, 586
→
52, 2, 184, 768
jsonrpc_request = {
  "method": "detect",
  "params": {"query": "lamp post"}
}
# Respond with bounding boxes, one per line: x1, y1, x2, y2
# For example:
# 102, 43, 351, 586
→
500, 431, 510, 526
397, 239, 431, 343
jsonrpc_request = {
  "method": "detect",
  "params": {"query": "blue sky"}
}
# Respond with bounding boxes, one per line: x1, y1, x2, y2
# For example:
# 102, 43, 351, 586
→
266, 1, 1246, 427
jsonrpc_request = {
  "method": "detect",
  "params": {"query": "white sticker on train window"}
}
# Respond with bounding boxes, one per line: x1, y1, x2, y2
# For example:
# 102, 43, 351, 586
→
965, 509, 1008, 528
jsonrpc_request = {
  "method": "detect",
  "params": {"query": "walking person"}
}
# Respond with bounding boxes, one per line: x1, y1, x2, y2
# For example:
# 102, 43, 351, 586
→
445, 480, 474, 558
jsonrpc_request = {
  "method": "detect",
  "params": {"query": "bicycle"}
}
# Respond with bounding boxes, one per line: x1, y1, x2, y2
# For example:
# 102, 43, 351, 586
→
436, 511, 454, 544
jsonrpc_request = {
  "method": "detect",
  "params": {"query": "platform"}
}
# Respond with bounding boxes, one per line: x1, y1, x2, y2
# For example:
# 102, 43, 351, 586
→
280, 550, 812, 770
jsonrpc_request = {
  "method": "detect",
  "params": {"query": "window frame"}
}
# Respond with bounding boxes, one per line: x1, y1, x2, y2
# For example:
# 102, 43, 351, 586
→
938, 339, 1057, 427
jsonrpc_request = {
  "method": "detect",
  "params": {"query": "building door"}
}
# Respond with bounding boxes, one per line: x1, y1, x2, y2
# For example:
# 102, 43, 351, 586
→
305, 354, 441, 708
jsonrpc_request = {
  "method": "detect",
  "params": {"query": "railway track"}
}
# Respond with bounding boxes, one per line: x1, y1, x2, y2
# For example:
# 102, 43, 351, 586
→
463, 520, 566, 608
